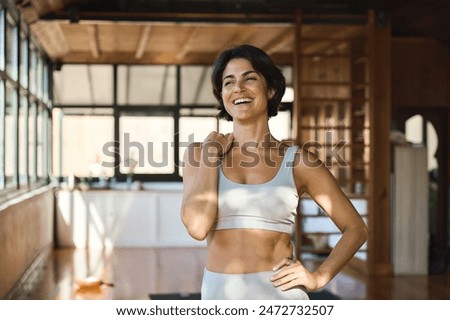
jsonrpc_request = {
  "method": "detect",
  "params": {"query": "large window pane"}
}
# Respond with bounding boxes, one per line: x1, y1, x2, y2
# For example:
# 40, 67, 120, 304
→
179, 117, 217, 144
29, 47, 37, 94
120, 116, 174, 174
0, 10, 5, 70
28, 101, 37, 182
42, 63, 49, 103
280, 66, 292, 86
179, 116, 217, 175
218, 119, 233, 133
0, 80, 4, 189
269, 111, 292, 141
37, 105, 45, 178
5, 85, 18, 187
19, 95, 28, 185
57, 113, 114, 177
52, 109, 61, 176
20, 34, 28, 88
53, 65, 113, 105
36, 55, 44, 99
180, 66, 215, 105
117, 66, 176, 105
6, 15, 18, 81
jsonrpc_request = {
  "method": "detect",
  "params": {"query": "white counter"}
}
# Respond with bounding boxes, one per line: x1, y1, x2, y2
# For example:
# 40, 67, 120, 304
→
56, 184, 368, 253
56, 186, 204, 248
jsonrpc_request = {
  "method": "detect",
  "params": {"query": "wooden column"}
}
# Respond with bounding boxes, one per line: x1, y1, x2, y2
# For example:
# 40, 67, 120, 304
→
367, 10, 392, 275
292, 10, 302, 145
293, 10, 303, 259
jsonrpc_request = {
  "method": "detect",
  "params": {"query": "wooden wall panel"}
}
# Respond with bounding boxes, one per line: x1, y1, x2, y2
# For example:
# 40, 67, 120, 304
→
392, 38, 450, 108
0, 188, 54, 299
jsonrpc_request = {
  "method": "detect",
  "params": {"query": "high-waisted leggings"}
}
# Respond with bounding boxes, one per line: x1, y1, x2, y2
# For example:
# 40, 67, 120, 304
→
201, 268, 309, 300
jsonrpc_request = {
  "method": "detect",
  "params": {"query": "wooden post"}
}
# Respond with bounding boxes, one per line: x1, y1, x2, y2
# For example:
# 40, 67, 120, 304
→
293, 9, 303, 259
292, 10, 302, 145
367, 9, 393, 276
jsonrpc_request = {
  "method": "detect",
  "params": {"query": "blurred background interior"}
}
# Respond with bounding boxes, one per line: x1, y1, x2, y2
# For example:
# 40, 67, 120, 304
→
0, 0, 449, 299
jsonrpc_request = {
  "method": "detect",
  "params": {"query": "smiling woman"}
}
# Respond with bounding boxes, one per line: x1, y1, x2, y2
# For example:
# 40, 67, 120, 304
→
181, 44, 368, 300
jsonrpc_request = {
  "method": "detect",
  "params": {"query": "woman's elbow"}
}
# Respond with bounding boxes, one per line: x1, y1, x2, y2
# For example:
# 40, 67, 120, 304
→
344, 221, 369, 247
357, 222, 369, 245
187, 227, 209, 241
181, 209, 210, 241
184, 222, 209, 241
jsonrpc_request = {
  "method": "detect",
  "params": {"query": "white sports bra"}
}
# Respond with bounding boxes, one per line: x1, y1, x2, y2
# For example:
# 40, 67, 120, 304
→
213, 145, 299, 235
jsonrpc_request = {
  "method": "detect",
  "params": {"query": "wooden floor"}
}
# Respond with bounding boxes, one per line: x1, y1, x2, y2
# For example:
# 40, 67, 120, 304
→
16, 247, 450, 300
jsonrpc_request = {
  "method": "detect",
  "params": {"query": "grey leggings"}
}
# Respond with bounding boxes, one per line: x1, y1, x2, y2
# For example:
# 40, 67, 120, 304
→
201, 268, 309, 300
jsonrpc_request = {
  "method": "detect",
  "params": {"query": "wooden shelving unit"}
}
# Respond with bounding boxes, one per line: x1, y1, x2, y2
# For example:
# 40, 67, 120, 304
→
292, 11, 392, 277
295, 22, 370, 264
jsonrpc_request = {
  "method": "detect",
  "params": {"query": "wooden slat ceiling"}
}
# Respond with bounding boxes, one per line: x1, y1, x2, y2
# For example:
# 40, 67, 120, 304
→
31, 22, 369, 65
14, 0, 450, 65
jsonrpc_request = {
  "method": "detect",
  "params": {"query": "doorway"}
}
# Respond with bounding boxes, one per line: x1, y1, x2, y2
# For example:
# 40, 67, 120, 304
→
394, 108, 449, 274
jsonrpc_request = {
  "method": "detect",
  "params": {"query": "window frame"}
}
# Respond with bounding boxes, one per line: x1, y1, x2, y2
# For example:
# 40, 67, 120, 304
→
0, 2, 52, 199
52, 64, 293, 183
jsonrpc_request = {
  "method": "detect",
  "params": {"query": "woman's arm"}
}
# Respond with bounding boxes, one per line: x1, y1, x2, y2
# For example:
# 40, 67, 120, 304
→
271, 149, 368, 291
181, 132, 233, 241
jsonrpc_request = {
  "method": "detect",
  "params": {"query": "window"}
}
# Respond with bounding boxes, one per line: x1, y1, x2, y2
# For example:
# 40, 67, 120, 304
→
405, 114, 439, 171
19, 94, 28, 185
5, 84, 17, 187
6, 14, 18, 81
28, 101, 37, 183
180, 66, 216, 105
53, 65, 113, 105
53, 110, 114, 177
29, 46, 37, 95
20, 33, 28, 88
179, 115, 217, 175
0, 9, 5, 70
37, 105, 46, 178
117, 65, 176, 105
36, 55, 43, 99
42, 63, 49, 103
119, 115, 174, 174
0, 79, 4, 189
52, 64, 293, 181
0, 3, 51, 197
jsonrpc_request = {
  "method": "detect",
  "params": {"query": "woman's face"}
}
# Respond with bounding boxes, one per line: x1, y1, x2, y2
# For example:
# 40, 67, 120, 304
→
221, 58, 272, 122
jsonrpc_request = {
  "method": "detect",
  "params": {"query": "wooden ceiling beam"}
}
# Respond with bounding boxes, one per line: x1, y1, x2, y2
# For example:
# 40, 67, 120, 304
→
176, 26, 200, 61
19, 7, 40, 24
135, 25, 152, 60
56, 51, 293, 65
302, 26, 365, 54
31, 0, 50, 15
87, 25, 100, 58
38, 11, 295, 23
264, 28, 294, 55
217, 26, 255, 52
58, 51, 215, 65
31, 21, 70, 58
17, 0, 71, 23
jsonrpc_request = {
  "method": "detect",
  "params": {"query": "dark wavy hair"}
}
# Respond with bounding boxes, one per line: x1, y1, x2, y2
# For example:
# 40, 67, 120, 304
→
211, 44, 286, 121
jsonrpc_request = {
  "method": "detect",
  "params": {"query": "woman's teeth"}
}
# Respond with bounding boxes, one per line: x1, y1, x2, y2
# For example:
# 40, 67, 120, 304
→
233, 98, 253, 105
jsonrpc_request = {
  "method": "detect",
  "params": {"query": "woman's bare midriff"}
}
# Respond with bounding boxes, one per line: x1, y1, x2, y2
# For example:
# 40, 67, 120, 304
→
206, 229, 293, 274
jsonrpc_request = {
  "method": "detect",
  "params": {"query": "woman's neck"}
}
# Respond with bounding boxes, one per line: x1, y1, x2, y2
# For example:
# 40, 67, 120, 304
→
231, 121, 278, 148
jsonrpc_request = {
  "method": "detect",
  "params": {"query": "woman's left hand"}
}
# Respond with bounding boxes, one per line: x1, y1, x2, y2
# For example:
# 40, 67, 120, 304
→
270, 258, 321, 292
